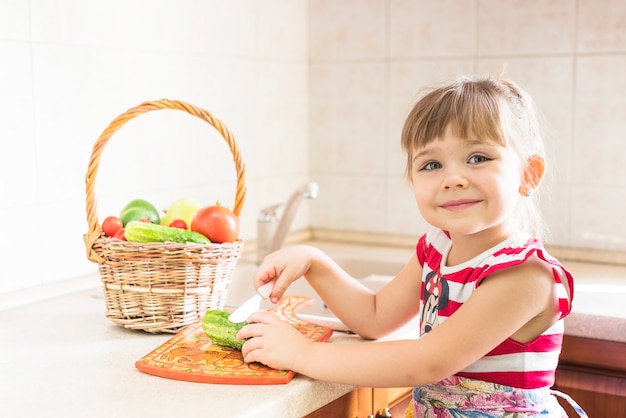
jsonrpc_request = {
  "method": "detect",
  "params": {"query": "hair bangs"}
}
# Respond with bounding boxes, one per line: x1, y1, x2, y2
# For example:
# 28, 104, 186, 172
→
402, 79, 508, 154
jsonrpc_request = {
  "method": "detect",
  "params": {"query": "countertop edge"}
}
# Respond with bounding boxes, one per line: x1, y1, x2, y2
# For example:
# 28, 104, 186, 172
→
564, 312, 626, 344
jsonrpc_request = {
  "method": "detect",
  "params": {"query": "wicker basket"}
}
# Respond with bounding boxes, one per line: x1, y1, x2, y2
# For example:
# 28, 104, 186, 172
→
83, 99, 246, 333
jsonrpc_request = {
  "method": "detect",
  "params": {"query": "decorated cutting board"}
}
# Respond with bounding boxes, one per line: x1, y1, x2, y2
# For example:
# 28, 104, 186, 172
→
135, 296, 333, 385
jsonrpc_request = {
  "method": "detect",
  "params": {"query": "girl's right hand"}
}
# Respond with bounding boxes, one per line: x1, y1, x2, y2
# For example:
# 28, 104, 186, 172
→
254, 245, 324, 304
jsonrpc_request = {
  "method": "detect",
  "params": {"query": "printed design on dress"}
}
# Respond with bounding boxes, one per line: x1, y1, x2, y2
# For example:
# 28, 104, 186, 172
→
421, 269, 449, 335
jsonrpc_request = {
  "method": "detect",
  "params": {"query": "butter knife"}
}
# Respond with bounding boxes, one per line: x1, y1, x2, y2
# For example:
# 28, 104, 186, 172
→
228, 282, 274, 323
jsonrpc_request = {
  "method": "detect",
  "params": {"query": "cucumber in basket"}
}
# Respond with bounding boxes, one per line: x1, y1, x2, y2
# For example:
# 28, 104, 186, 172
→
124, 221, 210, 245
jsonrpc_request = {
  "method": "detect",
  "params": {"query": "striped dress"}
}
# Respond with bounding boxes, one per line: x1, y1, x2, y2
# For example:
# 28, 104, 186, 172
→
416, 228, 574, 389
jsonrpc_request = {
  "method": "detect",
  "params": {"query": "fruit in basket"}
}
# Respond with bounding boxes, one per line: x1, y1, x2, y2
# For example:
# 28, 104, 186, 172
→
169, 219, 188, 229
113, 228, 126, 240
101, 216, 123, 237
191, 202, 239, 244
125, 220, 210, 245
160, 197, 200, 228
119, 199, 160, 226
202, 310, 246, 350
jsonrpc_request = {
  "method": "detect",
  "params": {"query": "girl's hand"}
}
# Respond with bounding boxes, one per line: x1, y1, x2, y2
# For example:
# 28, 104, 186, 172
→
237, 311, 311, 371
254, 245, 324, 303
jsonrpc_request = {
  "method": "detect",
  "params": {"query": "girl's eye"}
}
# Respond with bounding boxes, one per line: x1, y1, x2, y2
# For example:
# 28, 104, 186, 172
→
468, 154, 490, 164
420, 161, 442, 171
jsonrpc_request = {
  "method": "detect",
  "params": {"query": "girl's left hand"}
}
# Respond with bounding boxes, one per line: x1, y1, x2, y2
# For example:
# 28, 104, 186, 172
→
237, 311, 311, 371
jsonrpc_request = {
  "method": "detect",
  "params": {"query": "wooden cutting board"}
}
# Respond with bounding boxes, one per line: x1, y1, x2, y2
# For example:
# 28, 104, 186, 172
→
135, 296, 333, 385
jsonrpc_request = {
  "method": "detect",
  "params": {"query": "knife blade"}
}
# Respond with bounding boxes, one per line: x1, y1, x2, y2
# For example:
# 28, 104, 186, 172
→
228, 282, 274, 323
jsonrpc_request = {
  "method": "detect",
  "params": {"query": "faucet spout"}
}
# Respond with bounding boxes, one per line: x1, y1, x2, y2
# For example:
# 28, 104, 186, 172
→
257, 182, 319, 263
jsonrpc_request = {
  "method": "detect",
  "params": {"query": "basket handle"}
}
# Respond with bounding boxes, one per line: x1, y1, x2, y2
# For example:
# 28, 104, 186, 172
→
84, 99, 246, 263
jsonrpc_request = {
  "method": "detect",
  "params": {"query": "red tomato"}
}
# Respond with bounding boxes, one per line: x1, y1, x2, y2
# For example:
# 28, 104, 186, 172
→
113, 228, 126, 241
169, 219, 188, 229
102, 216, 123, 237
191, 204, 239, 244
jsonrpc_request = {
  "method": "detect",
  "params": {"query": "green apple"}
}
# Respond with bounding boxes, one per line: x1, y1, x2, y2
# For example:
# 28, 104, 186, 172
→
119, 199, 160, 226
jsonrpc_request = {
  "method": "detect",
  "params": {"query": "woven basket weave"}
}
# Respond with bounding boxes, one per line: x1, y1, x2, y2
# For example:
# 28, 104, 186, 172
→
83, 99, 246, 333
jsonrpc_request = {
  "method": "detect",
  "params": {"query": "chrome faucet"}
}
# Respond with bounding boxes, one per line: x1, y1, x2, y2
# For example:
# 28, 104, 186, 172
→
257, 182, 319, 263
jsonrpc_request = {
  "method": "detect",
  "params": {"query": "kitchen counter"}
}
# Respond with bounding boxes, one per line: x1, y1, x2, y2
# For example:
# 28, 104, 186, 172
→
1, 240, 623, 417
0, 285, 363, 418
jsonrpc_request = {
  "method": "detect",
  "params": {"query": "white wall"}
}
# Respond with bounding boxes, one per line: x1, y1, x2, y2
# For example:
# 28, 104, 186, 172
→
309, 0, 626, 254
0, 0, 310, 292
2, 0, 625, 294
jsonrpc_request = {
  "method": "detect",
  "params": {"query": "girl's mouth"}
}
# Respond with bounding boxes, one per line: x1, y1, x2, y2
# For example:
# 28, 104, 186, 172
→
439, 199, 482, 212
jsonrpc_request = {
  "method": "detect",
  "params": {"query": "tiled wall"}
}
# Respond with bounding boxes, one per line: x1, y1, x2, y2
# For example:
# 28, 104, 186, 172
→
2, 0, 625, 294
309, 0, 626, 254
0, 0, 310, 292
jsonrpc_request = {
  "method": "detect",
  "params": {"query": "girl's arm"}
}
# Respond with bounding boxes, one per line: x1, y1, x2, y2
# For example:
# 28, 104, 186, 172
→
238, 255, 558, 388
254, 245, 422, 339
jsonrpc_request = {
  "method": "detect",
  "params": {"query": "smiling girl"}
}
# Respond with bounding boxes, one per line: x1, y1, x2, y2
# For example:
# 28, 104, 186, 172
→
238, 75, 587, 417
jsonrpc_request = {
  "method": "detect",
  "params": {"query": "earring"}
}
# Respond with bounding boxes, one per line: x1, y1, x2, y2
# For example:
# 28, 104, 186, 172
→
520, 186, 531, 197
525, 189, 531, 197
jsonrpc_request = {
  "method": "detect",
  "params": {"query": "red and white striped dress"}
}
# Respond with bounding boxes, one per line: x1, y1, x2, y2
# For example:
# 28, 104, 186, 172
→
416, 228, 574, 389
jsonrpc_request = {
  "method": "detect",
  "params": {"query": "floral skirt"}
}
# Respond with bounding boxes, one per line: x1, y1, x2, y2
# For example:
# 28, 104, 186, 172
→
406, 376, 588, 417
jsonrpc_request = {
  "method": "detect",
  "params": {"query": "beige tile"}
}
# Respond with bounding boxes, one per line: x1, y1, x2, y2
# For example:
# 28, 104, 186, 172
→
310, 62, 387, 174
310, 174, 387, 232
578, 0, 626, 52
205, 0, 259, 56
389, 0, 476, 58
0, 0, 30, 40
257, 0, 308, 59
122, 52, 227, 109
39, 200, 101, 284
311, 62, 387, 98
0, 207, 42, 291
32, 44, 127, 203
120, 0, 227, 54
477, 0, 575, 55
30, 0, 124, 47
569, 185, 626, 252
310, 97, 387, 174
309, 0, 387, 60
573, 55, 626, 186
0, 42, 36, 208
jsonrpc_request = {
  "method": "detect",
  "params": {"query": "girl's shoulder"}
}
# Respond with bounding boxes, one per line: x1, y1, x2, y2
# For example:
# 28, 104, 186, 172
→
418, 228, 551, 271
417, 229, 573, 318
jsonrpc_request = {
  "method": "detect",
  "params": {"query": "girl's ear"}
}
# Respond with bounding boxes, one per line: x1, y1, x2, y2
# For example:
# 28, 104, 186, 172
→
519, 154, 545, 196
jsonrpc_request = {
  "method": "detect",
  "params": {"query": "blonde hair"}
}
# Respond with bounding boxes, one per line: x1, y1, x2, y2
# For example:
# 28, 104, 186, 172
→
401, 75, 549, 240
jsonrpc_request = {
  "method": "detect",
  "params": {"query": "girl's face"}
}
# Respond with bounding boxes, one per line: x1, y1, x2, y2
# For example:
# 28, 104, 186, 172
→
410, 126, 524, 244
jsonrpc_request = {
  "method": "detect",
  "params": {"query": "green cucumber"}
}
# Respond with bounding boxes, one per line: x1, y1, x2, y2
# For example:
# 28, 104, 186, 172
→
202, 310, 246, 350
124, 221, 210, 245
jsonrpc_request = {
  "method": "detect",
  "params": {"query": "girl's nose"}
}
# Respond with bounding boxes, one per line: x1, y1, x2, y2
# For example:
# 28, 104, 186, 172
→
441, 169, 469, 190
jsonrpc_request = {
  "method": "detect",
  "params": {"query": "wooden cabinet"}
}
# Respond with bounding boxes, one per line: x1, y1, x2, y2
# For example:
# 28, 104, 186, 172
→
305, 387, 412, 418
373, 387, 413, 417
553, 335, 626, 417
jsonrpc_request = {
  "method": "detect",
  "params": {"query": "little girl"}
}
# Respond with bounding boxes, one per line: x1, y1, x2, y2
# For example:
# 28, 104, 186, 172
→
238, 75, 587, 417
